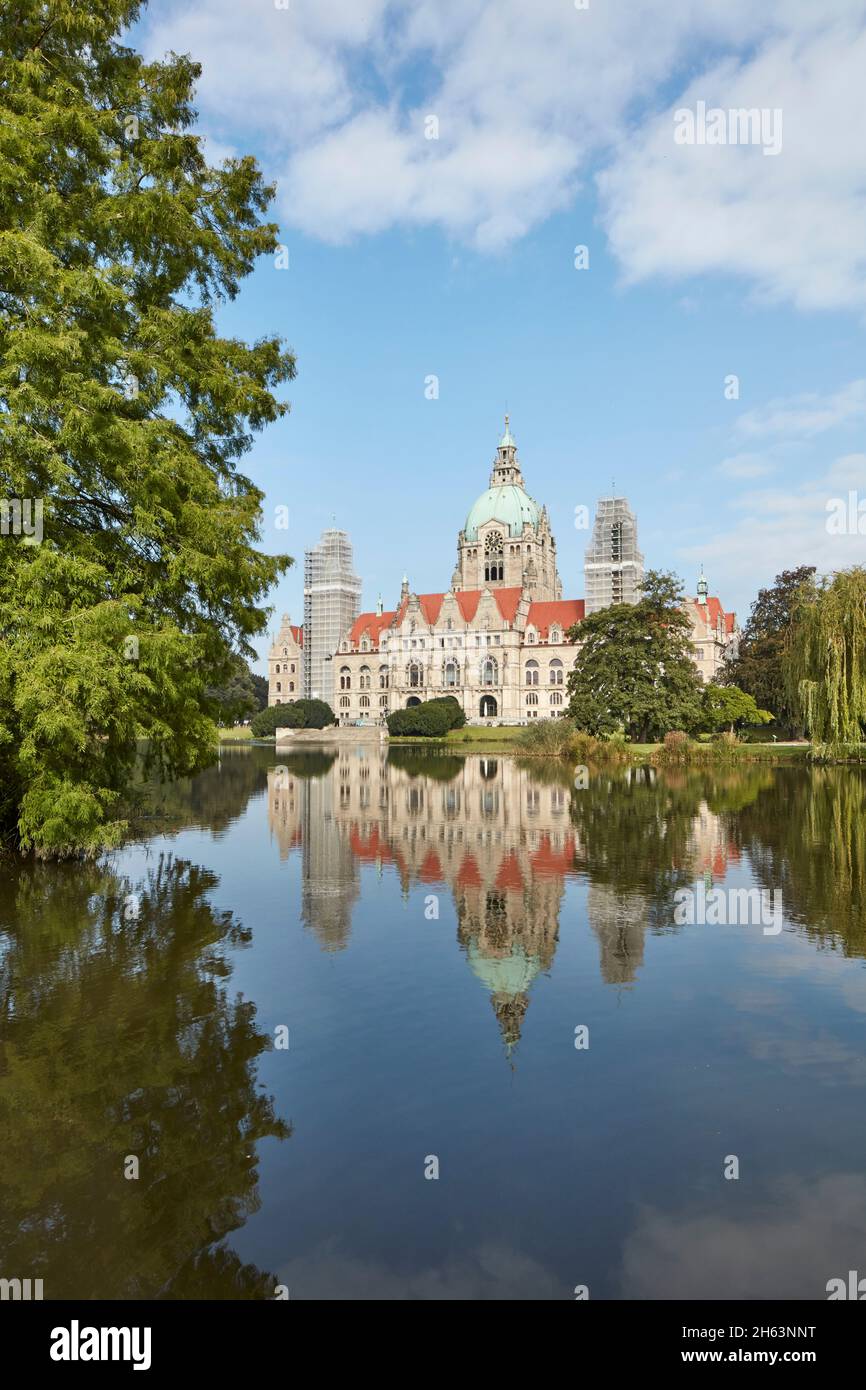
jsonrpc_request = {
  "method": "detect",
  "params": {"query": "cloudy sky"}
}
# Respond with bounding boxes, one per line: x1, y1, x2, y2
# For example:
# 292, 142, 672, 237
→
138, 0, 866, 665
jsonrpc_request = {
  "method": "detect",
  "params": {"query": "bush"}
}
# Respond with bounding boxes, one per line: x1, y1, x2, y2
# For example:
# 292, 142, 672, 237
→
387, 701, 453, 737
250, 700, 335, 737
514, 719, 577, 756
427, 695, 467, 729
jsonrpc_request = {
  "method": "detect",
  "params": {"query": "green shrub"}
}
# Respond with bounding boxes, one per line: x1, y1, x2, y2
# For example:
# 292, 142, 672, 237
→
250, 700, 335, 737
387, 701, 453, 737
514, 719, 576, 756
427, 696, 467, 729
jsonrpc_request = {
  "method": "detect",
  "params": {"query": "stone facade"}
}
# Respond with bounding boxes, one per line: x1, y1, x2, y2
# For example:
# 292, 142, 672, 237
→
291, 423, 738, 723
267, 613, 303, 706
685, 573, 740, 684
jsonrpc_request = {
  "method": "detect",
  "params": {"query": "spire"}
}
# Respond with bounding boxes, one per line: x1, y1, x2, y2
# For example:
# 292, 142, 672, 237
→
499, 413, 516, 449
697, 566, 708, 602
376, 593, 383, 617
491, 414, 524, 488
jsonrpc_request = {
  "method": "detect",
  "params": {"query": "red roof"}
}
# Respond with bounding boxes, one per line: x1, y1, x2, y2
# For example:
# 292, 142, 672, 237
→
344, 588, 582, 651
688, 597, 737, 634
526, 599, 584, 639
291, 625, 303, 648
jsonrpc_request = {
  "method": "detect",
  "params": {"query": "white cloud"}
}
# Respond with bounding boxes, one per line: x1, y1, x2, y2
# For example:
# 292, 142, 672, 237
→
679, 452, 866, 600
141, 0, 866, 306
735, 379, 866, 439
716, 452, 778, 480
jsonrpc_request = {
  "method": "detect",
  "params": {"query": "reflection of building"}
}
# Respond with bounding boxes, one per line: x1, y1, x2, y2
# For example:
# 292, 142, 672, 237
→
268, 764, 359, 951
686, 571, 739, 684
265, 755, 746, 1046
268, 613, 303, 706
303, 528, 362, 706
584, 496, 644, 614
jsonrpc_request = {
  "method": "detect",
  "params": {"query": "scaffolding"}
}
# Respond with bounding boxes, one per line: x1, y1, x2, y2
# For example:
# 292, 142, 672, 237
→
583, 497, 644, 615
303, 529, 362, 705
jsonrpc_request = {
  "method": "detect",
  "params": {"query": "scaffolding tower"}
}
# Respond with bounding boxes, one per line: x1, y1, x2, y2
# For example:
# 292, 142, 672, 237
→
583, 497, 644, 615
303, 529, 362, 705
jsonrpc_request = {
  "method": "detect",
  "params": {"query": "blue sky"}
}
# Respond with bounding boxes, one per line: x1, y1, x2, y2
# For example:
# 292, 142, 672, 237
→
137, 1, 866, 672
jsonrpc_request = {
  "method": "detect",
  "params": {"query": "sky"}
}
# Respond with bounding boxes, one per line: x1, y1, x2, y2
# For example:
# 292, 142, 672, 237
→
136, 0, 866, 672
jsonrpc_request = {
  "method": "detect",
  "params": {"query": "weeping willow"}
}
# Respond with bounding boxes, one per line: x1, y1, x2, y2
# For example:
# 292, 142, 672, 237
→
784, 568, 866, 748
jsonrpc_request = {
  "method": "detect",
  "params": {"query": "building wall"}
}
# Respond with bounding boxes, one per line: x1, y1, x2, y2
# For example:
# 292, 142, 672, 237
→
303, 529, 361, 706
267, 615, 303, 706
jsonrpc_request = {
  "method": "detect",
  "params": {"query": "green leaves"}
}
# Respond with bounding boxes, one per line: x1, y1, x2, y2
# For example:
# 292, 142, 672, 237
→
0, 1, 295, 853
566, 569, 705, 742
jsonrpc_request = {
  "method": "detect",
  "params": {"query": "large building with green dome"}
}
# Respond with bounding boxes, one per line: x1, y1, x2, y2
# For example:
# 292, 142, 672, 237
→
325, 419, 738, 724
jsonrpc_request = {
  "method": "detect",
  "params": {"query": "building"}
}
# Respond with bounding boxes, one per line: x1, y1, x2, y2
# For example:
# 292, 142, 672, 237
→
267, 614, 303, 706
302, 528, 362, 707
583, 495, 644, 614
331, 420, 736, 723
333, 420, 593, 725
685, 570, 739, 684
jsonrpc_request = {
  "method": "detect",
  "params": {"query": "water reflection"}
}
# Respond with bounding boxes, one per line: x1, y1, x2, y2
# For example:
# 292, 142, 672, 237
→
0, 853, 288, 1298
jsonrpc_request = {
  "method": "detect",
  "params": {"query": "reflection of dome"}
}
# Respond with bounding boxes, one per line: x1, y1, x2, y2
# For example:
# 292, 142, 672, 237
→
466, 941, 542, 1051
464, 485, 540, 540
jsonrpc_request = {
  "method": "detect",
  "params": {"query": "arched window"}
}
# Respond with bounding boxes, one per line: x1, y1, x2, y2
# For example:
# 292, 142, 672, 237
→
525, 660, 539, 686
275, 664, 280, 674
379, 694, 388, 708
289, 682, 294, 693
526, 691, 539, 706
359, 665, 371, 690
408, 662, 423, 688
550, 626, 561, 644
526, 627, 537, 645
550, 690, 563, 706
481, 656, 498, 686
339, 696, 350, 709
549, 658, 563, 685
444, 659, 459, 687
340, 666, 351, 690
359, 695, 370, 709
276, 682, 281, 693
379, 665, 389, 688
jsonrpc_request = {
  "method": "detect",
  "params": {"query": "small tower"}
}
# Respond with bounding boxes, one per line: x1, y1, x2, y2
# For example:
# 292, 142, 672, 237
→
490, 415, 525, 488
268, 614, 303, 707
697, 568, 709, 604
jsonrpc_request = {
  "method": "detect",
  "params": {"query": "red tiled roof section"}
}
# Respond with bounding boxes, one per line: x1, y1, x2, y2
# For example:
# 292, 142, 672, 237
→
291, 625, 303, 647
526, 599, 584, 639
689, 597, 737, 632
347, 611, 398, 646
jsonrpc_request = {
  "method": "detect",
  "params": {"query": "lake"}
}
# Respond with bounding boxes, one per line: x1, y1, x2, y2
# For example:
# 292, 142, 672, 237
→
2, 745, 865, 1299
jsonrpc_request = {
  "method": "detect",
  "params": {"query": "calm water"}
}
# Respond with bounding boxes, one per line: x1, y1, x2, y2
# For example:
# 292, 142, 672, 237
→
2, 746, 866, 1300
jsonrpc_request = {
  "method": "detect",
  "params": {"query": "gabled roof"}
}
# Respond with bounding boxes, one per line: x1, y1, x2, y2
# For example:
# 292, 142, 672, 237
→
526, 599, 584, 638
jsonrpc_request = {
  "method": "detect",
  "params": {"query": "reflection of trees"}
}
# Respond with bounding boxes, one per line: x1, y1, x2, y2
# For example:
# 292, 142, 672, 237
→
387, 748, 463, 782
0, 854, 288, 1298
736, 766, 866, 957
133, 746, 272, 838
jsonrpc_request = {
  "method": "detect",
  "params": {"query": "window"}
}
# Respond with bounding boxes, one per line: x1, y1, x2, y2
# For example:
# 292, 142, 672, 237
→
379, 694, 389, 708
359, 665, 371, 690
276, 682, 281, 693
289, 682, 294, 693
481, 656, 498, 686
340, 666, 351, 690
550, 690, 563, 706
359, 695, 370, 709
525, 660, 539, 686
379, 665, 389, 689
550, 627, 561, 644
339, 696, 350, 709
526, 627, 537, 644
444, 660, 459, 687
549, 659, 563, 685
408, 662, 423, 688
526, 692, 539, 706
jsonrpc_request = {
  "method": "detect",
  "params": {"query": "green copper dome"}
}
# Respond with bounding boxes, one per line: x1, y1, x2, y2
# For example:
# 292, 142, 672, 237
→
464, 484, 540, 540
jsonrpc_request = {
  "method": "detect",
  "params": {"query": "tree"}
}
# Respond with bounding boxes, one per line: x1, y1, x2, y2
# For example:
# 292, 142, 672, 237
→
783, 567, 866, 747
205, 656, 260, 726
724, 567, 816, 727
250, 700, 334, 737
0, 2, 295, 855
566, 570, 705, 742
387, 701, 454, 737
701, 683, 773, 734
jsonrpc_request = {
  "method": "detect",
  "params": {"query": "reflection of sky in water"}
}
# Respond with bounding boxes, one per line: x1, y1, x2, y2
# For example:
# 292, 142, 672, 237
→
4, 750, 866, 1298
